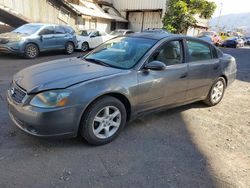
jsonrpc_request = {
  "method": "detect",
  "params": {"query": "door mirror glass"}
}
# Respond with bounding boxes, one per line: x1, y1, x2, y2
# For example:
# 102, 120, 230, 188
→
144, 61, 166, 71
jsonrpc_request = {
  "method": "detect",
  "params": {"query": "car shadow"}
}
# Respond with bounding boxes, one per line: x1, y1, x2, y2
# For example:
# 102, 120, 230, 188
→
0, 99, 233, 187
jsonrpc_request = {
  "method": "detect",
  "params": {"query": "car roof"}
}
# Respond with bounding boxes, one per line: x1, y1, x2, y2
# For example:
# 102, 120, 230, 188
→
26, 23, 70, 27
127, 32, 177, 40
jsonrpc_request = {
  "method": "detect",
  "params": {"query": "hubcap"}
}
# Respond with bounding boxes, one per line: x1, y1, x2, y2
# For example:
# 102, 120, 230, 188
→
81, 43, 88, 51
67, 44, 74, 53
92, 106, 121, 139
27, 46, 37, 57
211, 80, 224, 103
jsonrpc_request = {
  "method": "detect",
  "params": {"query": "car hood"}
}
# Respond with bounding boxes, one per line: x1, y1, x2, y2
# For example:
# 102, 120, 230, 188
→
0, 32, 26, 40
14, 57, 123, 94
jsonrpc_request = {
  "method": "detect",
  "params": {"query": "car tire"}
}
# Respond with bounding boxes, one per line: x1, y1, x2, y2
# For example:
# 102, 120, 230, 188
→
24, 43, 39, 59
204, 77, 226, 106
65, 42, 74, 55
80, 96, 127, 145
81, 42, 89, 52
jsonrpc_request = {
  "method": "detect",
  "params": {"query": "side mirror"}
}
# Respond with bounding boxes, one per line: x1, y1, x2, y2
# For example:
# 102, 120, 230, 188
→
40, 35, 43, 41
90, 35, 96, 38
144, 61, 166, 71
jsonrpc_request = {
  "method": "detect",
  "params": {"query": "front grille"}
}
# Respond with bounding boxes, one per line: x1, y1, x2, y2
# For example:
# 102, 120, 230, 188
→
10, 83, 26, 103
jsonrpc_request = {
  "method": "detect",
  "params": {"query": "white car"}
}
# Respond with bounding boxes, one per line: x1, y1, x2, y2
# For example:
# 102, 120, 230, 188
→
76, 30, 113, 52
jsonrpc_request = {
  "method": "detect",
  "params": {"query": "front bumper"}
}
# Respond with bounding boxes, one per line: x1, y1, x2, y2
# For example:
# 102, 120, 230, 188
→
0, 42, 24, 54
7, 91, 82, 138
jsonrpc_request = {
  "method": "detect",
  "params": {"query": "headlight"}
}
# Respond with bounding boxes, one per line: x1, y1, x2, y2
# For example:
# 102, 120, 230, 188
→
9, 37, 23, 43
30, 90, 71, 108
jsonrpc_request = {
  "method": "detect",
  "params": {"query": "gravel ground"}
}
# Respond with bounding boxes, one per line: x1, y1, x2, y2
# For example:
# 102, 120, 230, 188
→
0, 48, 249, 188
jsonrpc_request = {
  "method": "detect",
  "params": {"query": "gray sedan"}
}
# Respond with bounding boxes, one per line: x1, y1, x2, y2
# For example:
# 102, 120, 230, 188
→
7, 33, 237, 145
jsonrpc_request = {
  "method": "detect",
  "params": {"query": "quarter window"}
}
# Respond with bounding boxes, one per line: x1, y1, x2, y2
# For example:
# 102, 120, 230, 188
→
55, 26, 65, 34
187, 40, 212, 62
150, 41, 182, 66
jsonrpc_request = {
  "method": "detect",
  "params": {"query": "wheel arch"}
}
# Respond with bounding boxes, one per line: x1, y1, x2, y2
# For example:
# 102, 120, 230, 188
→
219, 75, 228, 86
77, 92, 132, 135
25, 42, 40, 52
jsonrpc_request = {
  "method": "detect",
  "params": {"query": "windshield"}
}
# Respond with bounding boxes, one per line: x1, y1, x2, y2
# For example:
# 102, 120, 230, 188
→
12, 24, 42, 35
79, 30, 92, 36
85, 37, 157, 69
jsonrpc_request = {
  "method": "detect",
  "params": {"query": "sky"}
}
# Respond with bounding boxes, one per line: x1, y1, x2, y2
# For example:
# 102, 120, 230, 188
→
212, 0, 250, 17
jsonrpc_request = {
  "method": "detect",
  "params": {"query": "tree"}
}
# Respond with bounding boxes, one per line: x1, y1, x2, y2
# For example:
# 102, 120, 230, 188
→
163, 0, 216, 34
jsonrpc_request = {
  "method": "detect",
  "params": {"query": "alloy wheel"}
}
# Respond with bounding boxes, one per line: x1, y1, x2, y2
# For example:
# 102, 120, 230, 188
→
92, 106, 121, 139
26, 46, 37, 58
66, 43, 74, 54
211, 80, 224, 103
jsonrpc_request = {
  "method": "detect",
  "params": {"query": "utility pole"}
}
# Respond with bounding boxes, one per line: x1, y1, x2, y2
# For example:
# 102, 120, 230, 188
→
216, 2, 223, 31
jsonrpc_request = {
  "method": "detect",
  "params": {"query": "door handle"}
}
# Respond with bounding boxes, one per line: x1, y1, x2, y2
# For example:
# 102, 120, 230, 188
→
180, 73, 188, 79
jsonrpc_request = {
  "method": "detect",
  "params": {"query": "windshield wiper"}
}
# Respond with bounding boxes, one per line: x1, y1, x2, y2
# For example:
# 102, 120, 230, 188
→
84, 58, 111, 67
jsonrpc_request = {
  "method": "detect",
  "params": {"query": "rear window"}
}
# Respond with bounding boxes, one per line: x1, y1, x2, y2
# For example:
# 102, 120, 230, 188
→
64, 26, 75, 34
55, 26, 65, 34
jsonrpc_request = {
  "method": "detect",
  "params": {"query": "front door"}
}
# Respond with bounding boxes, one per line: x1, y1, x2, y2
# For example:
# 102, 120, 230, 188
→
137, 40, 188, 112
39, 26, 57, 51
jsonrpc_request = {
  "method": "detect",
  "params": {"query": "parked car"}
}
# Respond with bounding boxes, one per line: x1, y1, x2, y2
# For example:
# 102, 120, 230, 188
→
198, 31, 221, 46
7, 33, 237, 145
76, 29, 113, 52
0, 23, 77, 58
143, 28, 169, 34
221, 37, 244, 48
110, 29, 134, 37
198, 35, 213, 44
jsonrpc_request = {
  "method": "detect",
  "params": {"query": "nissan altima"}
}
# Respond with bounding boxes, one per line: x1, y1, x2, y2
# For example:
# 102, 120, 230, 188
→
7, 33, 237, 145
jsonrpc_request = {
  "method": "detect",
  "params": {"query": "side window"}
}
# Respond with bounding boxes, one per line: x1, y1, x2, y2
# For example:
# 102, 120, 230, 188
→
39, 26, 54, 35
64, 26, 75, 34
211, 46, 218, 58
150, 41, 182, 66
187, 40, 212, 62
91, 31, 100, 37
55, 26, 65, 34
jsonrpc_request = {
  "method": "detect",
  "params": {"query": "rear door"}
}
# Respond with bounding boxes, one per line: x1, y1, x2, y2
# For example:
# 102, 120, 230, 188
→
137, 40, 188, 112
54, 26, 67, 49
39, 26, 57, 50
185, 39, 214, 100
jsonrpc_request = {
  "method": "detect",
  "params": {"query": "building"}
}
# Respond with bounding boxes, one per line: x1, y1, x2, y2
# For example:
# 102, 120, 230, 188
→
0, 0, 127, 33
102, 0, 208, 35
66, 0, 127, 32
0, 0, 81, 30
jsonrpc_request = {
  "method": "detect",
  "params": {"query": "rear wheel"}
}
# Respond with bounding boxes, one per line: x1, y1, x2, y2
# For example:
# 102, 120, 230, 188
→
81, 42, 89, 52
204, 77, 226, 106
80, 96, 127, 145
65, 42, 74, 54
24, 43, 39, 59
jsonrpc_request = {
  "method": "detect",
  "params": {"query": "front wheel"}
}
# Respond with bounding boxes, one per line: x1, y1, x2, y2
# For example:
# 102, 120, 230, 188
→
81, 42, 89, 52
204, 77, 226, 106
80, 96, 127, 145
24, 44, 39, 59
